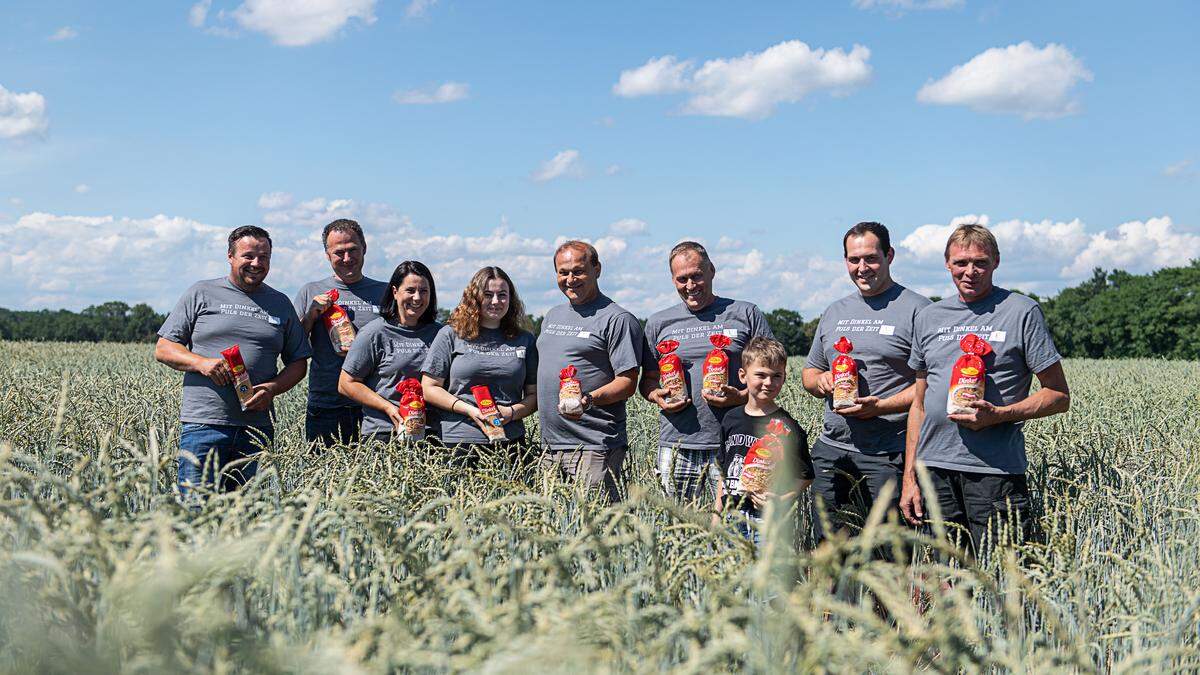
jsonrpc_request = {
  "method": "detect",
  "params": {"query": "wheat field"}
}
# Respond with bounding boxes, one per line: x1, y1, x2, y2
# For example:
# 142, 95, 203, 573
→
0, 340, 1197, 673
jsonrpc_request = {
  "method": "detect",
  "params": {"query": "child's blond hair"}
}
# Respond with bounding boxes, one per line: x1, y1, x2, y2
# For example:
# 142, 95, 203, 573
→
741, 336, 788, 371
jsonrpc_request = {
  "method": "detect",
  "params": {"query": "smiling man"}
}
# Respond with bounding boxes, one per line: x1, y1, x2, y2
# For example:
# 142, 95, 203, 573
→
900, 224, 1070, 555
536, 240, 645, 503
802, 222, 930, 543
156, 225, 311, 501
641, 241, 774, 504
293, 219, 388, 446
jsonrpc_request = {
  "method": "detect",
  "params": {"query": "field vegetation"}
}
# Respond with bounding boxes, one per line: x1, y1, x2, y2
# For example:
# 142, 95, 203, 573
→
0, 341, 1198, 673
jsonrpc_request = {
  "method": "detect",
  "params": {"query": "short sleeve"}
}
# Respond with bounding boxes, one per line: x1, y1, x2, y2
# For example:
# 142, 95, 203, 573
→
908, 310, 930, 372
292, 285, 311, 325
606, 311, 645, 375
280, 304, 312, 364
803, 312, 828, 370
420, 325, 456, 380
1022, 304, 1062, 374
640, 316, 661, 374
523, 334, 539, 387
342, 327, 378, 379
749, 304, 774, 339
158, 285, 200, 345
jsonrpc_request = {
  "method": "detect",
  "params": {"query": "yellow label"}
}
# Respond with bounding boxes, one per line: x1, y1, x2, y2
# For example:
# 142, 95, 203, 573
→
661, 363, 675, 372
408, 401, 423, 409
756, 449, 773, 459
480, 398, 493, 407
708, 356, 722, 365
961, 366, 979, 376
233, 364, 245, 373
834, 364, 848, 372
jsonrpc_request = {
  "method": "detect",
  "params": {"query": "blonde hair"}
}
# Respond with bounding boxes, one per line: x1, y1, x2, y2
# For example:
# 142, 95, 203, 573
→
447, 266, 528, 340
741, 336, 788, 371
944, 223, 999, 261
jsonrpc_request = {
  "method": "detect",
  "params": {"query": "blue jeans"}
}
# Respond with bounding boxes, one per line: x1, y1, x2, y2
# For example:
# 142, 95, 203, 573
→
304, 405, 363, 446
178, 422, 273, 500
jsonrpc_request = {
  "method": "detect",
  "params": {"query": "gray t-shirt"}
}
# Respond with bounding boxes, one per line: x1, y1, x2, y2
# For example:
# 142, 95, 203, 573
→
908, 288, 1062, 475
805, 284, 930, 455
341, 318, 443, 436
158, 277, 311, 428
536, 294, 645, 451
421, 326, 538, 444
292, 275, 388, 410
643, 297, 774, 450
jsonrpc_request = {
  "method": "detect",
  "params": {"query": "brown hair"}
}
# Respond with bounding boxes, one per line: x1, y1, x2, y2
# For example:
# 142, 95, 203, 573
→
842, 221, 891, 257
322, 218, 366, 250
448, 266, 528, 340
227, 225, 271, 254
553, 240, 600, 268
741, 336, 788, 371
944, 223, 999, 261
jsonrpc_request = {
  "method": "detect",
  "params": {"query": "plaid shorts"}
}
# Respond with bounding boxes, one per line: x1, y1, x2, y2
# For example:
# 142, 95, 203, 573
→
656, 446, 722, 504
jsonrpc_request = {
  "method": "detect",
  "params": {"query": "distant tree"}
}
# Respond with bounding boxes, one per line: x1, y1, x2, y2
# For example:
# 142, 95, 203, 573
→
764, 308, 818, 356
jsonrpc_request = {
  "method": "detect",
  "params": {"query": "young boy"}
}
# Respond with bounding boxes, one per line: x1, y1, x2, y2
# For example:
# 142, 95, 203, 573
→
715, 336, 814, 546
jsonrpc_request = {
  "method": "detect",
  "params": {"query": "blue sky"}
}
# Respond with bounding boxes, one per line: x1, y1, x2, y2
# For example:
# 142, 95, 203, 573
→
1, 1, 1198, 316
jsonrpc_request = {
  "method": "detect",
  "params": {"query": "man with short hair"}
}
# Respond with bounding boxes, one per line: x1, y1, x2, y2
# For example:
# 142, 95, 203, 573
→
536, 240, 645, 502
641, 241, 774, 503
802, 222, 930, 541
156, 225, 310, 499
900, 224, 1070, 554
293, 219, 388, 446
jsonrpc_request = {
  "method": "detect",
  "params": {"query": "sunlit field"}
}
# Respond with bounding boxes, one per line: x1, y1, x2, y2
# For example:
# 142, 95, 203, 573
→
0, 340, 1197, 673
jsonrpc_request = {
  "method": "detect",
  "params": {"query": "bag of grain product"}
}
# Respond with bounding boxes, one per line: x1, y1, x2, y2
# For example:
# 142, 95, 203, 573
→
947, 333, 993, 415
739, 418, 791, 496
471, 384, 507, 443
220, 345, 255, 410
702, 334, 733, 397
830, 336, 859, 410
655, 340, 687, 405
394, 378, 426, 440
321, 289, 357, 355
557, 366, 584, 415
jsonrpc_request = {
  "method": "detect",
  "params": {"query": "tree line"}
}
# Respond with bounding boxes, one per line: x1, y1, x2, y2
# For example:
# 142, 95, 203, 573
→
3, 263, 1197, 359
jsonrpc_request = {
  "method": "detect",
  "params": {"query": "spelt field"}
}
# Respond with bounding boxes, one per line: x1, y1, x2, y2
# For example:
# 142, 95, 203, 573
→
0, 341, 1198, 673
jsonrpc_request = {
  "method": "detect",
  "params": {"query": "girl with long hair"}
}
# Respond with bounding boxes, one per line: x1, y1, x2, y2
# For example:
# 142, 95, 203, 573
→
339, 261, 442, 443
421, 266, 539, 467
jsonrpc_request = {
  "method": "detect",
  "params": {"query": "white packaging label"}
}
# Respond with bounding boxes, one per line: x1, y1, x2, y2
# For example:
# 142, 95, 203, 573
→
879, 325, 895, 336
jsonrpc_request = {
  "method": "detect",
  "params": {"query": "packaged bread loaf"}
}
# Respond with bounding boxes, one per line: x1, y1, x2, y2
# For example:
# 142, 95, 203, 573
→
655, 340, 687, 405
321, 289, 357, 355
947, 333, 993, 415
831, 336, 858, 410
471, 384, 507, 443
702, 334, 732, 397
557, 366, 584, 415
394, 377, 426, 440
739, 418, 791, 495
220, 344, 255, 410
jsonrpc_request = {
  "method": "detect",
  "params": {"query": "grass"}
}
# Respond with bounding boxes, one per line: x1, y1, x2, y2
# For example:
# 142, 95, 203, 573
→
0, 340, 1198, 673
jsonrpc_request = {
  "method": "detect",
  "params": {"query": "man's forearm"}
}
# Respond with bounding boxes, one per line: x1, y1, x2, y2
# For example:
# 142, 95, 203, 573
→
265, 359, 307, 395
637, 372, 660, 400
590, 373, 638, 406
876, 383, 918, 416
155, 339, 205, 373
800, 368, 827, 398
903, 402, 924, 478
996, 387, 1070, 424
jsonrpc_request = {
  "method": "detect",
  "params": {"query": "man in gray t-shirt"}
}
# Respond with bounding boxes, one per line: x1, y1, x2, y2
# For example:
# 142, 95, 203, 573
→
900, 224, 1070, 555
156, 226, 311, 499
801, 223, 930, 541
640, 241, 774, 503
536, 241, 645, 502
292, 219, 387, 446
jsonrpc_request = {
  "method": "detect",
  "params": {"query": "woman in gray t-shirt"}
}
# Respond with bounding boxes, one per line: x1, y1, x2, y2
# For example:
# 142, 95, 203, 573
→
421, 266, 539, 468
339, 261, 442, 443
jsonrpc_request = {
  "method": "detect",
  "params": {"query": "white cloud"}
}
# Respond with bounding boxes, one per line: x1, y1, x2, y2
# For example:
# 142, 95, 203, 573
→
895, 214, 1200, 297
74, 184, 91, 194
853, 0, 963, 12
0, 84, 49, 140
392, 82, 470, 105
613, 40, 873, 120
532, 149, 583, 183
609, 218, 648, 236
189, 0, 212, 27
1164, 160, 1194, 178
405, 0, 438, 18
257, 191, 293, 209
917, 42, 1093, 120
226, 0, 377, 46
48, 26, 79, 41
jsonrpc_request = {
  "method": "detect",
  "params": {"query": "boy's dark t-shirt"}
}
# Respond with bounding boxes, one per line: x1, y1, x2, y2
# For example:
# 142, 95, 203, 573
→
718, 406, 814, 516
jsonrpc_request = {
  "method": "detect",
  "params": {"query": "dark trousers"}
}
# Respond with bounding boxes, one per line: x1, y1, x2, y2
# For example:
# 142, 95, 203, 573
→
810, 439, 904, 542
178, 422, 273, 501
927, 466, 1031, 556
304, 406, 363, 446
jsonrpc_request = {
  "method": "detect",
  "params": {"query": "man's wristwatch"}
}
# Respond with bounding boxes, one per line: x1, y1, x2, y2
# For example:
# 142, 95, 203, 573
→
580, 392, 594, 410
